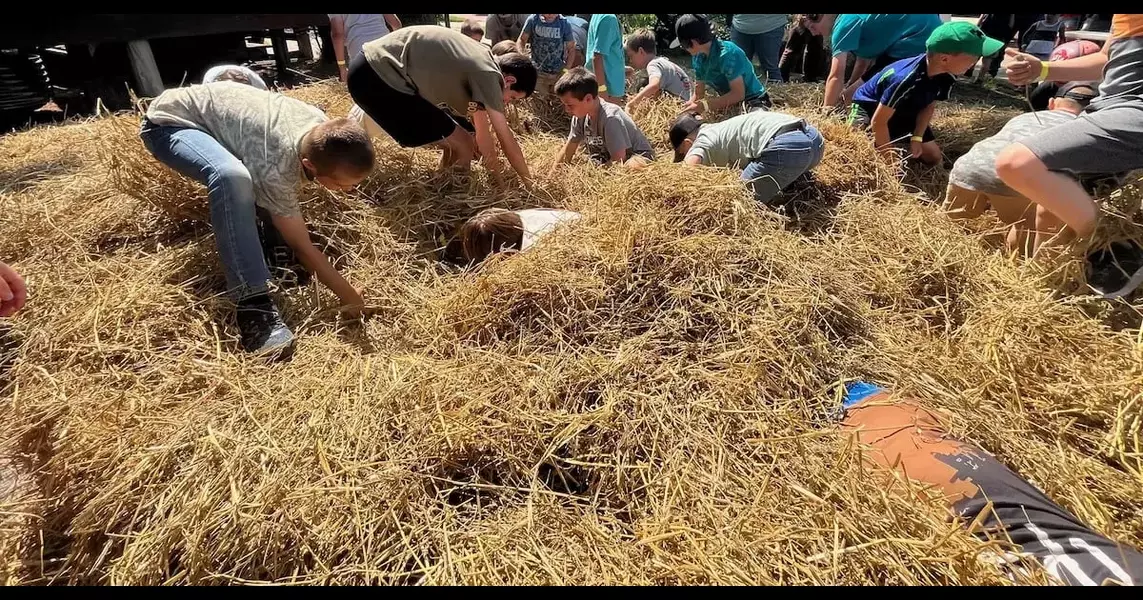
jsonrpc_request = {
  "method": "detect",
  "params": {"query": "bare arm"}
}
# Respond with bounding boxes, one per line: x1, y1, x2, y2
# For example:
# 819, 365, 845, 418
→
555, 140, 579, 165
471, 110, 503, 178
823, 53, 850, 108
1005, 46, 1110, 86
683, 154, 703, 166
517, 31, 531, 55
383, 14, 402, 31
330, 16, 349, 81
270, 214, 363, 309
707, 77, 746, 111
847, 56, 872, 88
591, 53, 619, 103
564, 40, 576, 70
627, 76, 662, 110
483, 109, 531, 181
870, 103, 897, 152
0, 261, 28, 317
692, 81, 705, 104
913, 102, 936, 138
609, 147, 628, 165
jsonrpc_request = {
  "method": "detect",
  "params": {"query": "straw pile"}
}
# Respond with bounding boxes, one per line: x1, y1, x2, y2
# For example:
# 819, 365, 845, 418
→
0, 81, 1140, 585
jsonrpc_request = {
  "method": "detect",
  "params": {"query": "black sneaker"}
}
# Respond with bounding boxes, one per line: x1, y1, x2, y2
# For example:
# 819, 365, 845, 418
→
1086, 241, 1143, 300
235, 296, 296, 357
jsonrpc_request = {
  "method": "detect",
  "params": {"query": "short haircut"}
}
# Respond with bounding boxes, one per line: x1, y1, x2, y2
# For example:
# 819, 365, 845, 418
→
675, 14, 714, 48
215, 68, 252, 86
554, 67, 598, 100
625, 28, 658, 55
305, 118, 375, 175
461, 18, 485, 39
496, 52, 538, 97
460, 209, 525, 263
491, 40, 518, 56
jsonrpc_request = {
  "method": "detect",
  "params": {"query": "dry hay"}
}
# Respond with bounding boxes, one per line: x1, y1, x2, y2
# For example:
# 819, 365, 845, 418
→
0, 81, 1140, 585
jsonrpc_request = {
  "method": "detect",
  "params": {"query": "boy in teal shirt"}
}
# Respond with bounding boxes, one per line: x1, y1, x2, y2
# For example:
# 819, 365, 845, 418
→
806, 14, 943, 109
586, 13, 626, 104
671, 14, 771, 115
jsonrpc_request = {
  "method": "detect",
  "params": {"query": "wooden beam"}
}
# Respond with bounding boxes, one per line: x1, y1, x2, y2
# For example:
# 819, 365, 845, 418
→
296, 27, 316, 61
270, 30, 291, 75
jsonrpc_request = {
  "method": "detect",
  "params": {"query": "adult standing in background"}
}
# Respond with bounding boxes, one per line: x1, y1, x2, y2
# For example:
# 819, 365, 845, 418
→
328, 14, 402, 83
805, 14, 943, 110
486, 14, 529, 46
565, 15, 589, 68
726, 14, 789, 82
780, 14, 827, 83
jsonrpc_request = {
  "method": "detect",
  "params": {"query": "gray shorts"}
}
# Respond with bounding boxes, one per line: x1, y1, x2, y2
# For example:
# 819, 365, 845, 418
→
1020, 101, 1143, 176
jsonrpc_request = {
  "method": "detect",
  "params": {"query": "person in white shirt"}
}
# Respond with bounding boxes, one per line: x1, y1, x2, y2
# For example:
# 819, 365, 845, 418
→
458, 208, 583, 263
202, 65, 268, 90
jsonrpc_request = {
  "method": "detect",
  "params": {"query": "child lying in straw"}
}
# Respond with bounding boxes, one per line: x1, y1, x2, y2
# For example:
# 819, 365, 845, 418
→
669, 111, 824, 205
839, 382, 1143, 586
141, 82, 374, 357
458, 208, 582, 264
552, 68, 655, 171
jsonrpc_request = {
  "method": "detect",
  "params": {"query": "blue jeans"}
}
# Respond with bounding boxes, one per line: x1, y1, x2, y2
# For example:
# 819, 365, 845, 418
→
140, 122, 271, 301
731, 26, 784, 82
741, 124, 825, 204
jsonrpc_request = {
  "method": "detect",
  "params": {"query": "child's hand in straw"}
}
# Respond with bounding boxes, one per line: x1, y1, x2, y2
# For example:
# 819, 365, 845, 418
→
680, 99, 705, 116
910, 140, 924, 160
338, 287, 367, 318
1004, 49, 1044, 86
0, 261, 28, 317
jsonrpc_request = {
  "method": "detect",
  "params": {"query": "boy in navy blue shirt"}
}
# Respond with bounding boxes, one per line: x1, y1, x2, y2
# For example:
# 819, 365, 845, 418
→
518, 14, 576, 95
849, 21, 1003, 165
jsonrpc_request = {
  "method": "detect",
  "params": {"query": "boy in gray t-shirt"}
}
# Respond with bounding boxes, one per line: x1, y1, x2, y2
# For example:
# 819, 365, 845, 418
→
553, 68, 655, 169
624, 28, 694, 112
946, 83, 1100, 256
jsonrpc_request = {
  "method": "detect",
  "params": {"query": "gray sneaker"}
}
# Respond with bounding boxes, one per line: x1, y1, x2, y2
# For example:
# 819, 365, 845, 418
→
236, 297, 296, 358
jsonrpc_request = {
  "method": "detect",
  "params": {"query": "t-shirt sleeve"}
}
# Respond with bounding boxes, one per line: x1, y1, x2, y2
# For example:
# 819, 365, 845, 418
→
685, 146, 708, 164
568, 117, 585, 142
831, 15, 862, 56
590, 15, 619, 57
561, 20, 574, 43
259, 181, 302, 218
522, 14, 536, 37
646, 60, 664, 82
468, 72, 506, 113
603, 115, 632, 158
720, 49, 751, 87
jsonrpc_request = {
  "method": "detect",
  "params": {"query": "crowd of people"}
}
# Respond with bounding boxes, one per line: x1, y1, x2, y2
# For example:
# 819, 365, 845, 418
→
2, 13, 1142, 585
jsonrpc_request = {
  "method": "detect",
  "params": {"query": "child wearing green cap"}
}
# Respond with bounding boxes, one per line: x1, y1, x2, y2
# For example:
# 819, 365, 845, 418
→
848, 21, 1005, 165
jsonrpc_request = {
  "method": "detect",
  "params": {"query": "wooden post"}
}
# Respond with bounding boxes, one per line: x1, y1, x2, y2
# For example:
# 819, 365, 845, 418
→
270, 29, 290, 75
126, 39, 164, 97
296, 27, 316, 61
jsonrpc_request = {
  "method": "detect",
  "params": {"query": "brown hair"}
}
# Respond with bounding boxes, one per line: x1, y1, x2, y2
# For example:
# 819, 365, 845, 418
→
461, 18, 485, 40
460, 209, 525, 263
491, 40, 518, 56
624, 28, 657, 55
554, 67, 598, 100
303, 118, 375, 176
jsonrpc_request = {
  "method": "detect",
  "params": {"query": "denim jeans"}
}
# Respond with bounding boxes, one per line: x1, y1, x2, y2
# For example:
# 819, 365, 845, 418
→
741, 124, 825, 204
730, 26, 784, 82
140, 122, 271, 301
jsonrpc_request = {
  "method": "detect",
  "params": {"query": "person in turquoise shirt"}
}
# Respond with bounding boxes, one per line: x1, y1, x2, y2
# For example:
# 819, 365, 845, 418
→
586, 13, 626, 104
671, 14, 770, 116
806, 14, 942, 109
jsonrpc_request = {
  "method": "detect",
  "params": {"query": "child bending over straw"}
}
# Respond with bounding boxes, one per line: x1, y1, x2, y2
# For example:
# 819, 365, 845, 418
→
624, 28, 693, 113
669, 111, 824, 205
552, 68, 655, 171
849, 22, 1003, 166
840, 382, 1143, 586
458, 208, 582, 264
141, 82, 374, 357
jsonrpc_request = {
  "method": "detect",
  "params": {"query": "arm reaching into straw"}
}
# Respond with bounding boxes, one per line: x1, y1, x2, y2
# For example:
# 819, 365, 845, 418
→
270, 214, 364, 315
911, 102, 937, 159
871, 103, 896, 158
481, 109, 531, 184
551, 140, 579, 174
0, 261, 27, 317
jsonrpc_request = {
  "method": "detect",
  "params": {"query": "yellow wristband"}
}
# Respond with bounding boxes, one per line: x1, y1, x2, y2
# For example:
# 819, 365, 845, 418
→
337, 60, 346, 66
910, 135, 924, 143
1039, 61, 1050, 82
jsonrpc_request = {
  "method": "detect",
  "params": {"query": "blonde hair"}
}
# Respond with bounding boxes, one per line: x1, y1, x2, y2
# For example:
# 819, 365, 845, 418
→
460, 209, 525, 263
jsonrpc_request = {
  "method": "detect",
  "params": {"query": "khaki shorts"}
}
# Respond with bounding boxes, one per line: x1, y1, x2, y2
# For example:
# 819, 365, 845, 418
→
945, 184, 1033, 225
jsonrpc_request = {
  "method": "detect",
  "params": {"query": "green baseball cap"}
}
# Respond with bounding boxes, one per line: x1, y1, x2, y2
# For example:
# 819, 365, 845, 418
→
926, 21, 1006, 57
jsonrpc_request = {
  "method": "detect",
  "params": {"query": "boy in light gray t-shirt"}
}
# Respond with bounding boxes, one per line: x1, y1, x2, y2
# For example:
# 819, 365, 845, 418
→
624, 28, 694, 111
554, 68, 655, 169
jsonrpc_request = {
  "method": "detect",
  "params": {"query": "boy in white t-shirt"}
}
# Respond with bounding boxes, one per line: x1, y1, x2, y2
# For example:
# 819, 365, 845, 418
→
458, 208, 583, 263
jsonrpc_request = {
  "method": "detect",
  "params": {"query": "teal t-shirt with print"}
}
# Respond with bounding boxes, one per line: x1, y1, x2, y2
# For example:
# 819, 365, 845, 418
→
586, 14, 626, 95
831, 14, 943, 59
693, 39, 767, 100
